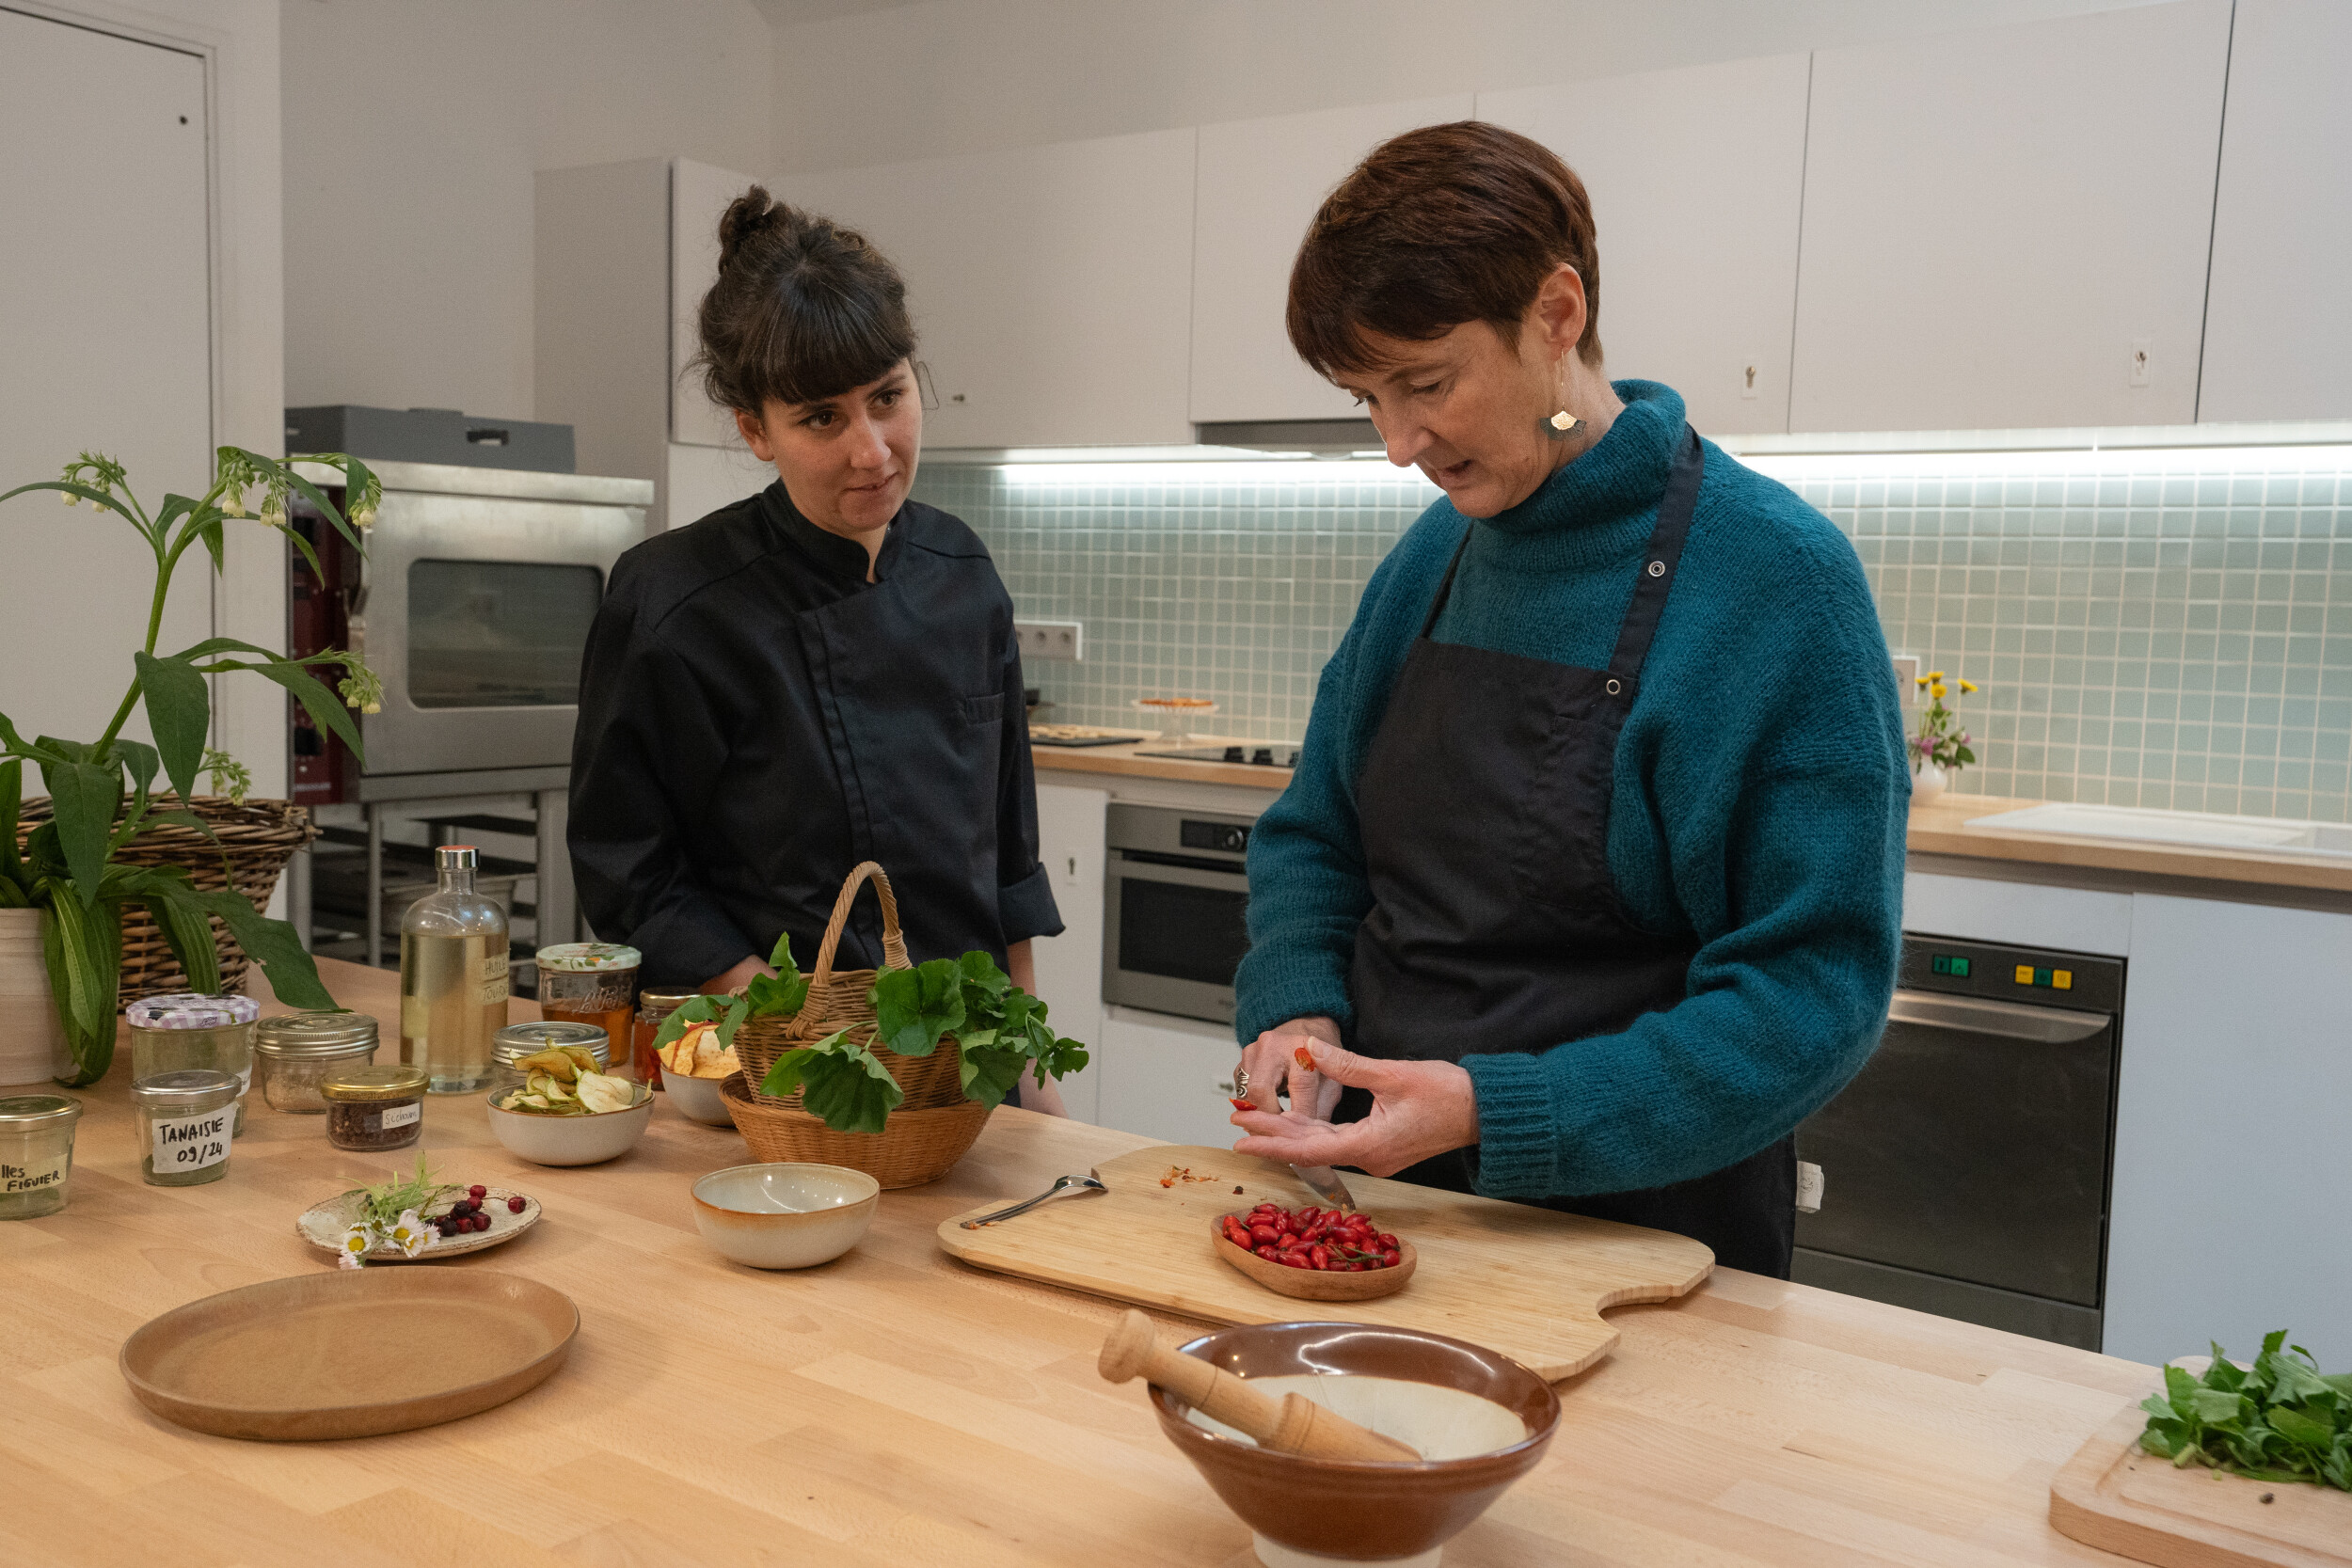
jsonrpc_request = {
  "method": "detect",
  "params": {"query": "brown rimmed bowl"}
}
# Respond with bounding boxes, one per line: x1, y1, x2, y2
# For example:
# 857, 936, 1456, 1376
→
1150, 1321, 1559, 1567
1212, 1216, 1419, 1302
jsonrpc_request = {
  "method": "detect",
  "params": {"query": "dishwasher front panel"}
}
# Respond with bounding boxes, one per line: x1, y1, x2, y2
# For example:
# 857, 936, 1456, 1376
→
1794, 938, 2123, 1343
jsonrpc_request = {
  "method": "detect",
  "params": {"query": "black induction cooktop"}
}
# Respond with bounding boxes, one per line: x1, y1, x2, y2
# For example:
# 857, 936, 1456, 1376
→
1135, 744, 1300, 768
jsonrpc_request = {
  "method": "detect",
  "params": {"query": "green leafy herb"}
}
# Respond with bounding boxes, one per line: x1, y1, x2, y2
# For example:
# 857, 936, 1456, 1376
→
760, 1028, 904, 1134
2138, 1332, 2352, 1492
872, 958, 965, 1056
343, 1152, 459, 1231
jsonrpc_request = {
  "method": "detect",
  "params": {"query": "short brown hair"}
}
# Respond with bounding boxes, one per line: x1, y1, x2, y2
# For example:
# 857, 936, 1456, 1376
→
691, 185, 917, 414
1286, 120, 1602, 381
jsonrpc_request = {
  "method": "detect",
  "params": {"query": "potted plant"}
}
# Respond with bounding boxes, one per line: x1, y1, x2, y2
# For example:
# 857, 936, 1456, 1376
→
1909, 670, 1979, 805
1, 448, 380, 1085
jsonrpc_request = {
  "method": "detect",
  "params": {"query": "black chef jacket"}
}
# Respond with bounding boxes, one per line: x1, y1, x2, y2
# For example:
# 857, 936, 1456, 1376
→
568, 483, 1062, 989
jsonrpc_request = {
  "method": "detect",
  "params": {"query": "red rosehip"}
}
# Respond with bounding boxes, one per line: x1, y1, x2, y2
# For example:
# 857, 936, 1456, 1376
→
506, 1195, 526, 1213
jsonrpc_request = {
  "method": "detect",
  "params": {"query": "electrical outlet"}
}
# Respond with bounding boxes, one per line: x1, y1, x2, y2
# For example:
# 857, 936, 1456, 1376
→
1893, 654, 1920, 705
1015, 620, 1083, 662
2129, 339, 2153, 388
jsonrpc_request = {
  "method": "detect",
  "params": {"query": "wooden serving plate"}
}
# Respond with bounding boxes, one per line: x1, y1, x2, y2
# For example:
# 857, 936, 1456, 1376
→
1211, 1216, 1418, 1302
120, 1269, 578, 1441
2050, 1402, 2352, 1568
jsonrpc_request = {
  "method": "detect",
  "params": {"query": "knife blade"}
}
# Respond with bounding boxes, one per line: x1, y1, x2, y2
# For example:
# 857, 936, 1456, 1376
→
1290, 1162, 1355, 1212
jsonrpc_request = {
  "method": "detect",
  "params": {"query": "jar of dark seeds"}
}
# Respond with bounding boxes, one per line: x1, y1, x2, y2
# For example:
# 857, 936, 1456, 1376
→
320, 1064, 431, 1152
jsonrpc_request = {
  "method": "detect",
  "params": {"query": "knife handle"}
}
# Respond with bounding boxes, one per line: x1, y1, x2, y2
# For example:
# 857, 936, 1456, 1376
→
1097, 1310, 1417, 1463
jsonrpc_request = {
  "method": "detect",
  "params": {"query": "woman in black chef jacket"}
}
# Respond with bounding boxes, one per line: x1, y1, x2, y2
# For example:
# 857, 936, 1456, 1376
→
568, 187, 1068, 1114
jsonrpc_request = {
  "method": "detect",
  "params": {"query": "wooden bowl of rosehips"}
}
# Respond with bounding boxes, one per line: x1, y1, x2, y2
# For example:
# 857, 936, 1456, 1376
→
1213, 1201, 1417, 1301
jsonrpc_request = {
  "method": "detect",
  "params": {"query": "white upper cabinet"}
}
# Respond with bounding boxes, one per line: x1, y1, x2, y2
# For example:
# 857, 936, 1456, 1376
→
1480, 55, 1809, 437
782, 129, 1197, 450
670, 158, 762, 450
1790, 0, 2232, 433
1189, 95, 1473, 427
2196, 0, 2352, 423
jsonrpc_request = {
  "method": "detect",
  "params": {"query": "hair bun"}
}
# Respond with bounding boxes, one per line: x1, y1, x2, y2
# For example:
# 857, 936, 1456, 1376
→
716, 186, 787, 273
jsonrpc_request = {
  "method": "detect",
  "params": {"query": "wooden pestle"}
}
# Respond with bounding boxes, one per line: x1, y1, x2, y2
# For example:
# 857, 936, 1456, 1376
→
1097, 1309, 1419, 1463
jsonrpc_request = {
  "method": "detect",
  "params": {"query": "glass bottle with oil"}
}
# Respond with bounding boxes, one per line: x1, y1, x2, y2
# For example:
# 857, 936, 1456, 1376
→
399, 846, 509, 1094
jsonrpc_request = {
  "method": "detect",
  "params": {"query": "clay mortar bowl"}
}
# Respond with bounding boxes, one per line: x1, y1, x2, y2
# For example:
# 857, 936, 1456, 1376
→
1149, 1321, 1560, 1567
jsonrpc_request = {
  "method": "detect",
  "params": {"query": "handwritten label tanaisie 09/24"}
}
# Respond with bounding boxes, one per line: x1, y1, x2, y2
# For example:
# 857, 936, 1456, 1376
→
150, 1107, 232, 1173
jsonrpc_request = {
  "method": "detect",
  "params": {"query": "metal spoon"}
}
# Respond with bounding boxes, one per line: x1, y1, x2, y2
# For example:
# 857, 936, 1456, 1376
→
959, 1173, 1106, 1228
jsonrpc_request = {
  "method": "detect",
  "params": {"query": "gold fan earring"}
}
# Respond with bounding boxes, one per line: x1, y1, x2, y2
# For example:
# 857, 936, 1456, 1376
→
1542, 359, 1584, 441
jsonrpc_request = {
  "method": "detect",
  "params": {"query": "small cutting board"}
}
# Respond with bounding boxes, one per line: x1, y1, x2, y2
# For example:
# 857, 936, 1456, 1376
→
937, 1145, 1712, 1380
2050, 1402, 2352, 1568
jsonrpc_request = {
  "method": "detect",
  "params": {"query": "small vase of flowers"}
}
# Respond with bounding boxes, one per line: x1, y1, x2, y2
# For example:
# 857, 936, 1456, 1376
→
1910, 671, 1978, 806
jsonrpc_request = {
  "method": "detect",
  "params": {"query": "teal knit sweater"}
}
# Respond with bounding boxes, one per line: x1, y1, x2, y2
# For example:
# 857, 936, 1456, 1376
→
1234, 381, 1908, 1198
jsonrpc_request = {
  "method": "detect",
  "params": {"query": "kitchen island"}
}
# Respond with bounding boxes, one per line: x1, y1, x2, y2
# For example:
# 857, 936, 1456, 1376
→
0, 958, 2157, 1566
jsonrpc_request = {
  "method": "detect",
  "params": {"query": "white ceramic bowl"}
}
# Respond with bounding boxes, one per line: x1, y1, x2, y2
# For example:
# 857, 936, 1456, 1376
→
662, 1071, 737, 1127
485, 1085, 654, 1165
691, 1162, 880, 1269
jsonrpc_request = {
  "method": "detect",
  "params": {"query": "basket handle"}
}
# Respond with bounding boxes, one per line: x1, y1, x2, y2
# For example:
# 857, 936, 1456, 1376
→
807, 861, 912, 990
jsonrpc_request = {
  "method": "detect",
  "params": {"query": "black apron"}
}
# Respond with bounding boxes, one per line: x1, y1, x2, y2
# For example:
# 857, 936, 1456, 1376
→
1341, 425, 1796, 1277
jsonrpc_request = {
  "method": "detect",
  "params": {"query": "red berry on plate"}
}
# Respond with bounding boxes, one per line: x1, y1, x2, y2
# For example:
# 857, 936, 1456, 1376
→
469, 1184, 488, 1200
506, 1195, 526, 1213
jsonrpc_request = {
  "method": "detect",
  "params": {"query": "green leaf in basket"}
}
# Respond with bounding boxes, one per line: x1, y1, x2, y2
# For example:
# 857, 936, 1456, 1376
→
871, 958, 963, 1057
744, 968, 808, 1020
761, 1028, 904, 1134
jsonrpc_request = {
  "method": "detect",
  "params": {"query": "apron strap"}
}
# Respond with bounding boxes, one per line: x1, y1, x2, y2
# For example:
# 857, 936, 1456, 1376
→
1606, 423, 1706, 689
1418, 523, 1475, 640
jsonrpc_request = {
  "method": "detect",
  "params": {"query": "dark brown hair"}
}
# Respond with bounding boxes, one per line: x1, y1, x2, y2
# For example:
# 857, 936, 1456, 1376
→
1286, 120, 1602, 382
692, 186, 916, 414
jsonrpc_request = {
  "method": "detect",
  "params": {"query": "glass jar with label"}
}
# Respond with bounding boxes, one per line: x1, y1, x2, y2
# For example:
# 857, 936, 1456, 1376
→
0, 1095, 83, 1219
533, 943, 642, 1080
126, 992, 259, 1136
253, 1012, 382, 1114
132, 1069, 240, 1187
487, 1022, 610, 1101
320, 1064, 431, 1152
632, 992, 702, 1090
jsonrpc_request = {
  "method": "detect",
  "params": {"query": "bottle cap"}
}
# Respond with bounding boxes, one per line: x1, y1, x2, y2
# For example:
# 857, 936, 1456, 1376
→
437, 845, 478, 870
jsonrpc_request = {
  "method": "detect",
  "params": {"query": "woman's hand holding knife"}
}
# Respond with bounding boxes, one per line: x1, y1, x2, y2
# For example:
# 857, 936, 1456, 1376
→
1231, 1021, 1481, 1179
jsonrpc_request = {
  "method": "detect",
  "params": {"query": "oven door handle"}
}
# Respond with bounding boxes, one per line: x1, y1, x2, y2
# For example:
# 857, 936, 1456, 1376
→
1886, 990, 2110, 1044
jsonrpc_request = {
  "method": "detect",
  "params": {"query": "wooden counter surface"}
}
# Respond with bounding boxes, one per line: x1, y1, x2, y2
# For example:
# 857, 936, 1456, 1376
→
1038, 739, 2352, 895
0, 958, 2159, 1566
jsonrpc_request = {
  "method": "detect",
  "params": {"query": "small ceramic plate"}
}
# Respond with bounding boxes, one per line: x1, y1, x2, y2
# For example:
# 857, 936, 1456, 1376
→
1212, 1215, 1418, 1302
297, 1185, 541, 1263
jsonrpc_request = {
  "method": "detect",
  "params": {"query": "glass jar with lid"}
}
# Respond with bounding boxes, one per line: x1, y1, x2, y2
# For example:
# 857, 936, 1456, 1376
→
488, 1022, 610, 1101
632, 992, 702, 1089
126, 992, 259, 1135
534, 943, 642, 1080
254, 1012, 382, 1114
0, 1095, 84, 1218
320, 1064, 431, 1152
132, 1069, 240, 1186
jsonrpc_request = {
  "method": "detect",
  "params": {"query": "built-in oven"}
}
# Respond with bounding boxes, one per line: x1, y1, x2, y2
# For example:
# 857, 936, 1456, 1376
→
288, 459, 650, 793
1794, 935, 2124, 1351
1102, 803, 1254, 1025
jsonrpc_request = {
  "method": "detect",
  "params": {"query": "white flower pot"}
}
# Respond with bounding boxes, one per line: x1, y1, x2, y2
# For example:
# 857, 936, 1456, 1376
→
0, 907, 72, 1086
1910, 760, 1949, 808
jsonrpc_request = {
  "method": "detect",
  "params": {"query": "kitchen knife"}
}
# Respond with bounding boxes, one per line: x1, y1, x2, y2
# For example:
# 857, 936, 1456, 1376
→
1234, 1066, 1357, 1212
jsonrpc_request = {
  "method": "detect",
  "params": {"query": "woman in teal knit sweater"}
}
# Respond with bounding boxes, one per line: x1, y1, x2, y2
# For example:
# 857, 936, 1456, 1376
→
1229, 122, 1908, 1276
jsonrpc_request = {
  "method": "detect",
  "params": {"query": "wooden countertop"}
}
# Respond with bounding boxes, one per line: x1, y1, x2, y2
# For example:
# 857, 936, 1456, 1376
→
1037, 737, 2352, 893
1, 957, 2159, 1566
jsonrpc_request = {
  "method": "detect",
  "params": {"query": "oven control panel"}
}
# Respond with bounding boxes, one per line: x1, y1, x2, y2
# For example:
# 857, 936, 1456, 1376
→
1179, 819, 1251, 855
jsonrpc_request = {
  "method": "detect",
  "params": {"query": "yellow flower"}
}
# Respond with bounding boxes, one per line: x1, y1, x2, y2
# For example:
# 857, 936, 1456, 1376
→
1915, 676, 1931, 689
1925, 672, 1945, 682
1931, 683, 1947, 699
1960, 679, 1978, 693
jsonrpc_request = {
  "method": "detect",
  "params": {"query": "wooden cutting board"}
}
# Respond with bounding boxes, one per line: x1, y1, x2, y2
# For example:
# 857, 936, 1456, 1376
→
937, 1145, 1712, 1380
2050, 1403, 2352, 1568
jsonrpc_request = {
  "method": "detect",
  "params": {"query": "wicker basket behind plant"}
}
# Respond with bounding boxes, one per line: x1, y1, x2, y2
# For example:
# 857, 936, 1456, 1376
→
724, 861, 990, 1187
14, 795, 317, 1007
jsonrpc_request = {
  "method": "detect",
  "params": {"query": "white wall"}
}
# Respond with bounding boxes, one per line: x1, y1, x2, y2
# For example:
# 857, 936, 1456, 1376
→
280, 0, 775, 421
770, 0, 2174, 173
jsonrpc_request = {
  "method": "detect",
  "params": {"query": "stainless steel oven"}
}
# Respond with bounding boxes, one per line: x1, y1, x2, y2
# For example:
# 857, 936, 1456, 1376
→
1794, 936, 2125, 1351
291, 460, 650, 784
1102, 803, 1254, 1025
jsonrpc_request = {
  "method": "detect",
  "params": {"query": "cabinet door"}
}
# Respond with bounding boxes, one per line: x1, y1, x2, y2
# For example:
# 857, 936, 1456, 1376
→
1790, 1, 2231, 433
1095, 1006, 1244, 1148
784, 129, 1197, 449
2196, 0, 2352, 422
1480, 55, 1808, 436
670, 158, 762, 450
2105, 895, 2352, 1365
1189, 95, 1473, 426
1030, 783, 1107, 1122
0, 12, 210, 749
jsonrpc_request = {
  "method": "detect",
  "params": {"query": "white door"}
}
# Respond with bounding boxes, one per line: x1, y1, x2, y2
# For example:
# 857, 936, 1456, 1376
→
1029, 782, 1107, 1121
1479, 55, 1810, 437
1095, 1005, 1248, 1148
1790, 1, 2232, 433
1189, 96, 1474, 427
0, 10, 211, 750
2196, 0, 2352, 422
782, 130, 1198, 450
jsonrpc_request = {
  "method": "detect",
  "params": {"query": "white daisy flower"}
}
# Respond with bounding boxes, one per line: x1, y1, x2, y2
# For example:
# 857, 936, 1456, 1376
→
339, 1225, 373, 1267
388, 1209, 433, 1258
